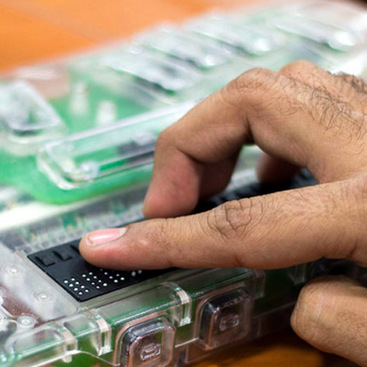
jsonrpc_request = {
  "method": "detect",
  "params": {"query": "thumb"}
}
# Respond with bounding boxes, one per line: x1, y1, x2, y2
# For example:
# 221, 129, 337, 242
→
291, 276, 367, 367
79, 177, 367, 270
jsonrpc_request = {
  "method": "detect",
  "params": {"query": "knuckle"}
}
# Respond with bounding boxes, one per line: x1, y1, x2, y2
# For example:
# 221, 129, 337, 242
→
205, 201, 241, 240
156, 125, 176, 150
204, 198, 262, 240
220, 67, 275, 107
280, 60, 319, 79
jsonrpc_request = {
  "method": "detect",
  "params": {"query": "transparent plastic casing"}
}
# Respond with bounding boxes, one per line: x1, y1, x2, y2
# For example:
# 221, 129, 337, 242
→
0, 81, 66, 156
37, 102, 195, 190
0, 1, 366, 367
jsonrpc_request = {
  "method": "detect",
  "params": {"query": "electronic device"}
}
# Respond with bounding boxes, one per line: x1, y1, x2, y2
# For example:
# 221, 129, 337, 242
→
0, 1, 367, 366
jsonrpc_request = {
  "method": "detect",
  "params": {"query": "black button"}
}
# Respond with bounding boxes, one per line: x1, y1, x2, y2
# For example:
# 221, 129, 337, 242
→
53, 249, 72, 261
70, 244, 80, 254
35, 254, 55, 267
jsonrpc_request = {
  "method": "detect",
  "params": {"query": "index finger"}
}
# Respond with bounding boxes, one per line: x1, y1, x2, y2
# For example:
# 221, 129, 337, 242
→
79, 175, 367, 270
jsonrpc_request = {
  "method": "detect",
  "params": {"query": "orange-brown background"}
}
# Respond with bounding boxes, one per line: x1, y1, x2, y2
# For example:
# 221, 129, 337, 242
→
0, 0, 359, 366
0, 0, 270, 72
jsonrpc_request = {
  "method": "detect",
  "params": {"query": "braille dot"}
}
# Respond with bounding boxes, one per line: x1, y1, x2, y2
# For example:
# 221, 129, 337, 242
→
71, 278, 76, 281
96, 286, 100, 289
82, 274, 86, 278
81, 285, 85, 289
89, 272, 93, 275
69, 284, 73, 287
93, 276, 97, 279
138, 270, 142, 274
86, 278, 90, 281
104, 272, 108, 275
131, 271, 136, 277
91, 282, 95, 285
103, 283, 107, 287
64, 280, 68, 284
120, 277, 125, 281
74, 288, 78, 291
98, 280, 102, 283
79, 292, 83, 295
114, 280, 118, 283
75, 281, 80, 285
85, 289, 89, 293
109, 276, 113, 279
116, 273, 120, 277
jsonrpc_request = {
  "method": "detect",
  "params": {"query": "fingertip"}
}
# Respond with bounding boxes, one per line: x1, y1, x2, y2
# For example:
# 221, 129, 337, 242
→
143, 161, 202, 218
79, 227, 129, 269
142, 182, 173, 218
78, 238, 99, 267
143, 184, 197, 218
78, 234, 100, 266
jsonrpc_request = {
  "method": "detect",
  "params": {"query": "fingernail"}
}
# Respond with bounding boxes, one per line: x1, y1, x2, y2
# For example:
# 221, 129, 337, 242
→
85, 227, 127, 246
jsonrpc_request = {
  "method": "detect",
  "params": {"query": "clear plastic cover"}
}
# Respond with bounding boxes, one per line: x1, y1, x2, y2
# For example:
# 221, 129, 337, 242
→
134, 26, 232, 69
186, 15, 288, 56
269, 0, 367, 51
0, 81, 66, 155
37, 102, 194, 190
101, 46, 201, 94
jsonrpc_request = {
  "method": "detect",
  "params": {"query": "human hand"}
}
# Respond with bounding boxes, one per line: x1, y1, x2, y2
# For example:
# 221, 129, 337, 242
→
80, 61, 367, 365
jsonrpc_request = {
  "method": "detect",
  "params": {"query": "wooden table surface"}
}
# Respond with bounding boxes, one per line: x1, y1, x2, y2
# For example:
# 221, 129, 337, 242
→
0, 0, 359, 366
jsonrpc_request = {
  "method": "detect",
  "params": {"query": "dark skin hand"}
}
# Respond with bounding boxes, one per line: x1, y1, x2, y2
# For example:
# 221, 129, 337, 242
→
80, 61, 367, 366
